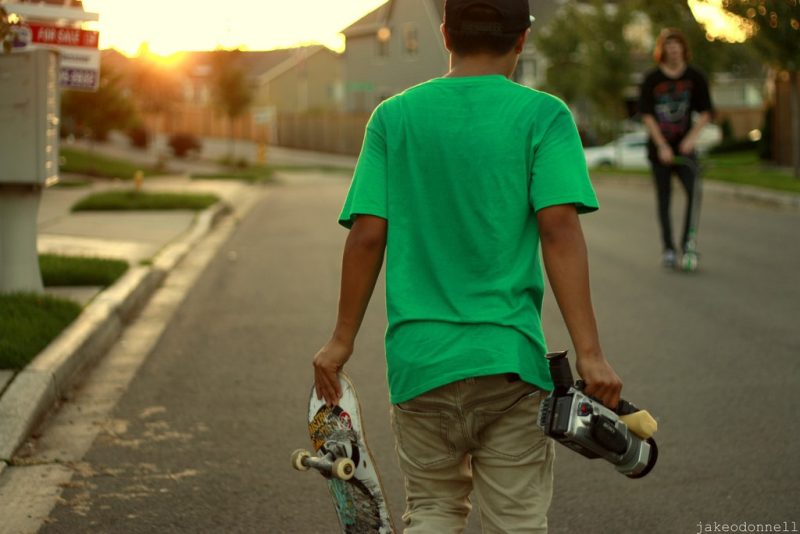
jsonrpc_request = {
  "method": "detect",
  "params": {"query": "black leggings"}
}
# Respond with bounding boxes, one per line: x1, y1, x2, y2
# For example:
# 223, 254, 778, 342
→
650, 156, 697, 252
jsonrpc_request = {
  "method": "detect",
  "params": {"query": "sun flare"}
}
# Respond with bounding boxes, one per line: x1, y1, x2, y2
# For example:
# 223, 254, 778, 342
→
688, 0, 753, 42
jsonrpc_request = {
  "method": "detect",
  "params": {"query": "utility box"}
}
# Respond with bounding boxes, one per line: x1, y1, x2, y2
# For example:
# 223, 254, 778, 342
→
0, 49, 60, 186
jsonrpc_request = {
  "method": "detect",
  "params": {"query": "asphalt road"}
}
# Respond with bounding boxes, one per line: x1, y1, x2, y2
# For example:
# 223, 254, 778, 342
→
29, 174, 800, 533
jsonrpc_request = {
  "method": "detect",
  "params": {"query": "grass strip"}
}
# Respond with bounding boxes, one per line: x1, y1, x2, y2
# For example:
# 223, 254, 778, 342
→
0, 293, 82, 370
72, 191, 219, 212
589, 151, 799, 194
702, 151, 800, 194
60, 147, 160, 180
191, 171, 274, 184
40, 254, 128, 287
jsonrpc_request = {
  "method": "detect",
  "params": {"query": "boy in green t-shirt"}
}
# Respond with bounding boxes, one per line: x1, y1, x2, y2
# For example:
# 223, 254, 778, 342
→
313, 0, 622, 531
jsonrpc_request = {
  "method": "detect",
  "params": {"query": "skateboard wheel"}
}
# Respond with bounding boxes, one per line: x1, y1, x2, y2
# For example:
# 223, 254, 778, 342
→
291, 449, 312, 471
331, 458, 355, 480
681, 252, 698, 272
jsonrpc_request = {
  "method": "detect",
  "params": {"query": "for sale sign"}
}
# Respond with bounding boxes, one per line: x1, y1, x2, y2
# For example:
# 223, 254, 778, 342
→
28, 23, 99, 49
11, 22, 100, 91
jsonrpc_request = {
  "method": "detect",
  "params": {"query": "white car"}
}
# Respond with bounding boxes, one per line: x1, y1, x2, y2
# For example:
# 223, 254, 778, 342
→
583, 124, 722, 169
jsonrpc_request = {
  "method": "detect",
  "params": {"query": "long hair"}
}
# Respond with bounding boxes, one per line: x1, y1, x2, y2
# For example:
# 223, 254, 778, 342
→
653, 28, 691, 64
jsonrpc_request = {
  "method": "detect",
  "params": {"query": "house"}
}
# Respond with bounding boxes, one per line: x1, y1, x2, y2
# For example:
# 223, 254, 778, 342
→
341, 0, 546, 113
252, 45, 343, 116
341, 0, 447, 113
131, 49, 304, 142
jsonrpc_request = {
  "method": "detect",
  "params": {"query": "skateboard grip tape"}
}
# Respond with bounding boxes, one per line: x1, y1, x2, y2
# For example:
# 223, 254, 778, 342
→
620, 410, 657, 439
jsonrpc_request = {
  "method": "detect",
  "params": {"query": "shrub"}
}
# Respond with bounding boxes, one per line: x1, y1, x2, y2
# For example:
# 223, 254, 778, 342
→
127, 126, 150, 149
168, 133, 202, 158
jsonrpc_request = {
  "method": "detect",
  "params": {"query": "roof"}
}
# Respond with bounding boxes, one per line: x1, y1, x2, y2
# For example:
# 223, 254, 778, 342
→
179, 49, 310, 79
257, 45, 340, 84
341, 1, 392, 38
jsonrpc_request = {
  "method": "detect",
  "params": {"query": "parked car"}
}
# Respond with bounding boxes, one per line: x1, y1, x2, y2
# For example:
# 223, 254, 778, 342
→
583, 124, 722, 169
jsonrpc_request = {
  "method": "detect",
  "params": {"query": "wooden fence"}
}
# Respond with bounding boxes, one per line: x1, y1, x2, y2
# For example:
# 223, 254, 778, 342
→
143, 106, 369, 156
275, 113, 369, 156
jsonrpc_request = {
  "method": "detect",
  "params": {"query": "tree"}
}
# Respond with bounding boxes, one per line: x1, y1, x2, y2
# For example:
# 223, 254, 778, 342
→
534, 1, 635, 143
582, 0, 635, 141
129, 46, 183, 117
61, 64, 137, 142
210, 49, 253, 162
720, 0, 800, 177
1, 6, 14, 54
534, 3, 589, 106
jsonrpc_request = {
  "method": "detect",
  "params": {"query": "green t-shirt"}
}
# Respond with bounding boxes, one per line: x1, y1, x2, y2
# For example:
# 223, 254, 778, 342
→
339, 75, 598, 404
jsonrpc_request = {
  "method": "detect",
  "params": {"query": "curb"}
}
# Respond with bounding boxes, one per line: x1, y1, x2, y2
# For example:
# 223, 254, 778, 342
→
0, 201, 231, 462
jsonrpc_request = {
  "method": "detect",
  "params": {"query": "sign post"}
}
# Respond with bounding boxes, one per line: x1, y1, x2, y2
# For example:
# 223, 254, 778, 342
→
0, 3, 98, 294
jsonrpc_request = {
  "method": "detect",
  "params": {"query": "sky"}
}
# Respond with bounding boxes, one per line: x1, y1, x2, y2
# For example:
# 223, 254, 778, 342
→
79, 0, 388, 56
66, 0, 745, 57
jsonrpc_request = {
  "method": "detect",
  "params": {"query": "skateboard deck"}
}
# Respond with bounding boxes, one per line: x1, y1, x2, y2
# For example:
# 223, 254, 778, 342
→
292, 373, 394, 533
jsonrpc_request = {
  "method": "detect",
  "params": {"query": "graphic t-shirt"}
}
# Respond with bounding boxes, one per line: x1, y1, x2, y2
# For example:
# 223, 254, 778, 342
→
339, 75, 598, 404
639, 65, 712, 160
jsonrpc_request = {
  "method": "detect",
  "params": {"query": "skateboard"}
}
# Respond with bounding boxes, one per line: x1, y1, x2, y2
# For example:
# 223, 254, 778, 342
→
291, 372, 394, 533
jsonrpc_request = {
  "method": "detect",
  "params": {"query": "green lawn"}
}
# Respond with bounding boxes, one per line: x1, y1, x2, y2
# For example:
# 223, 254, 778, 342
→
60, 147, 161, 180
0, 293, 83, 370
703, 152, 800, 194
590, 150, 799, 194
72, 191, 219, 211
40, 254, 128, 287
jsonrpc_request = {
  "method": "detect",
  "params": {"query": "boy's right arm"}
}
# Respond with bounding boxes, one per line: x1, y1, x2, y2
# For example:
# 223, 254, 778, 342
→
537, 204, 623, 409
642, 114, 674, 165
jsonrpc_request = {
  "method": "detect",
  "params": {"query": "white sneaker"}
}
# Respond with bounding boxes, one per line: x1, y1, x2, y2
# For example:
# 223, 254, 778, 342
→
662, 249, 677, 268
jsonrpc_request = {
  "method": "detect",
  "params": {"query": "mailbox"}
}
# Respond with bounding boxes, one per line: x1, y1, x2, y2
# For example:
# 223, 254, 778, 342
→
0, 49, 60, 186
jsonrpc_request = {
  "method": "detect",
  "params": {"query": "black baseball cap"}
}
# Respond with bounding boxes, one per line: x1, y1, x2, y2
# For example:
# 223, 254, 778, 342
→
444, 0, 533, 35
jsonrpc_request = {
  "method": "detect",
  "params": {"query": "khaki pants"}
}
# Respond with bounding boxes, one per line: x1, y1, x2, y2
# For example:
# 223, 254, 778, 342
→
391, 374, 555, 533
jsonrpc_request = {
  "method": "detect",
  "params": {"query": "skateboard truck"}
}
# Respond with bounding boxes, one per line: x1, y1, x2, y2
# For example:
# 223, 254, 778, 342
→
291, 445, 356, 481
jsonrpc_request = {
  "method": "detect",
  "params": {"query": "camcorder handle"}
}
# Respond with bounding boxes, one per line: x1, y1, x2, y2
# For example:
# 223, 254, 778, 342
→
545, 351, 573, 395
546, 350, 639, 416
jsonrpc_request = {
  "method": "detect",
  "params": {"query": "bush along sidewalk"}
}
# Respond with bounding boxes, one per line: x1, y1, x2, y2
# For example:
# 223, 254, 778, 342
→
0, 255, 130, 370
72, 190, 219, 211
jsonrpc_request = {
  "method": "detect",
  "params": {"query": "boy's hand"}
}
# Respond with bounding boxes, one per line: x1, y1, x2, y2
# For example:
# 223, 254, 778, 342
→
576, 354, 623, 410
657, 144, 674, 165
313, 339, 353, 407
678, 137, 696, 155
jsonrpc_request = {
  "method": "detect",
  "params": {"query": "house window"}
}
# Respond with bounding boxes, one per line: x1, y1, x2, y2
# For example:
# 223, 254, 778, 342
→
403, 24, 418, 57
376, 26, 391, 58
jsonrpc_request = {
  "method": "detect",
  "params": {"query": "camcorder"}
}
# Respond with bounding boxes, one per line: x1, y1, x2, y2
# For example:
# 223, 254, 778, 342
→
537, 351, 658, 479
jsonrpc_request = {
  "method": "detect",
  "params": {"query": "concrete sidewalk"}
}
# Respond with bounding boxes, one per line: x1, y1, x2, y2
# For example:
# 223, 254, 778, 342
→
0, 172, 260, 468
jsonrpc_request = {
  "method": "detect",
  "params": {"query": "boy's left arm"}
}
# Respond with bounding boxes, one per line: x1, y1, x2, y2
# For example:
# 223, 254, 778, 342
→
313, 214, 387, 406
